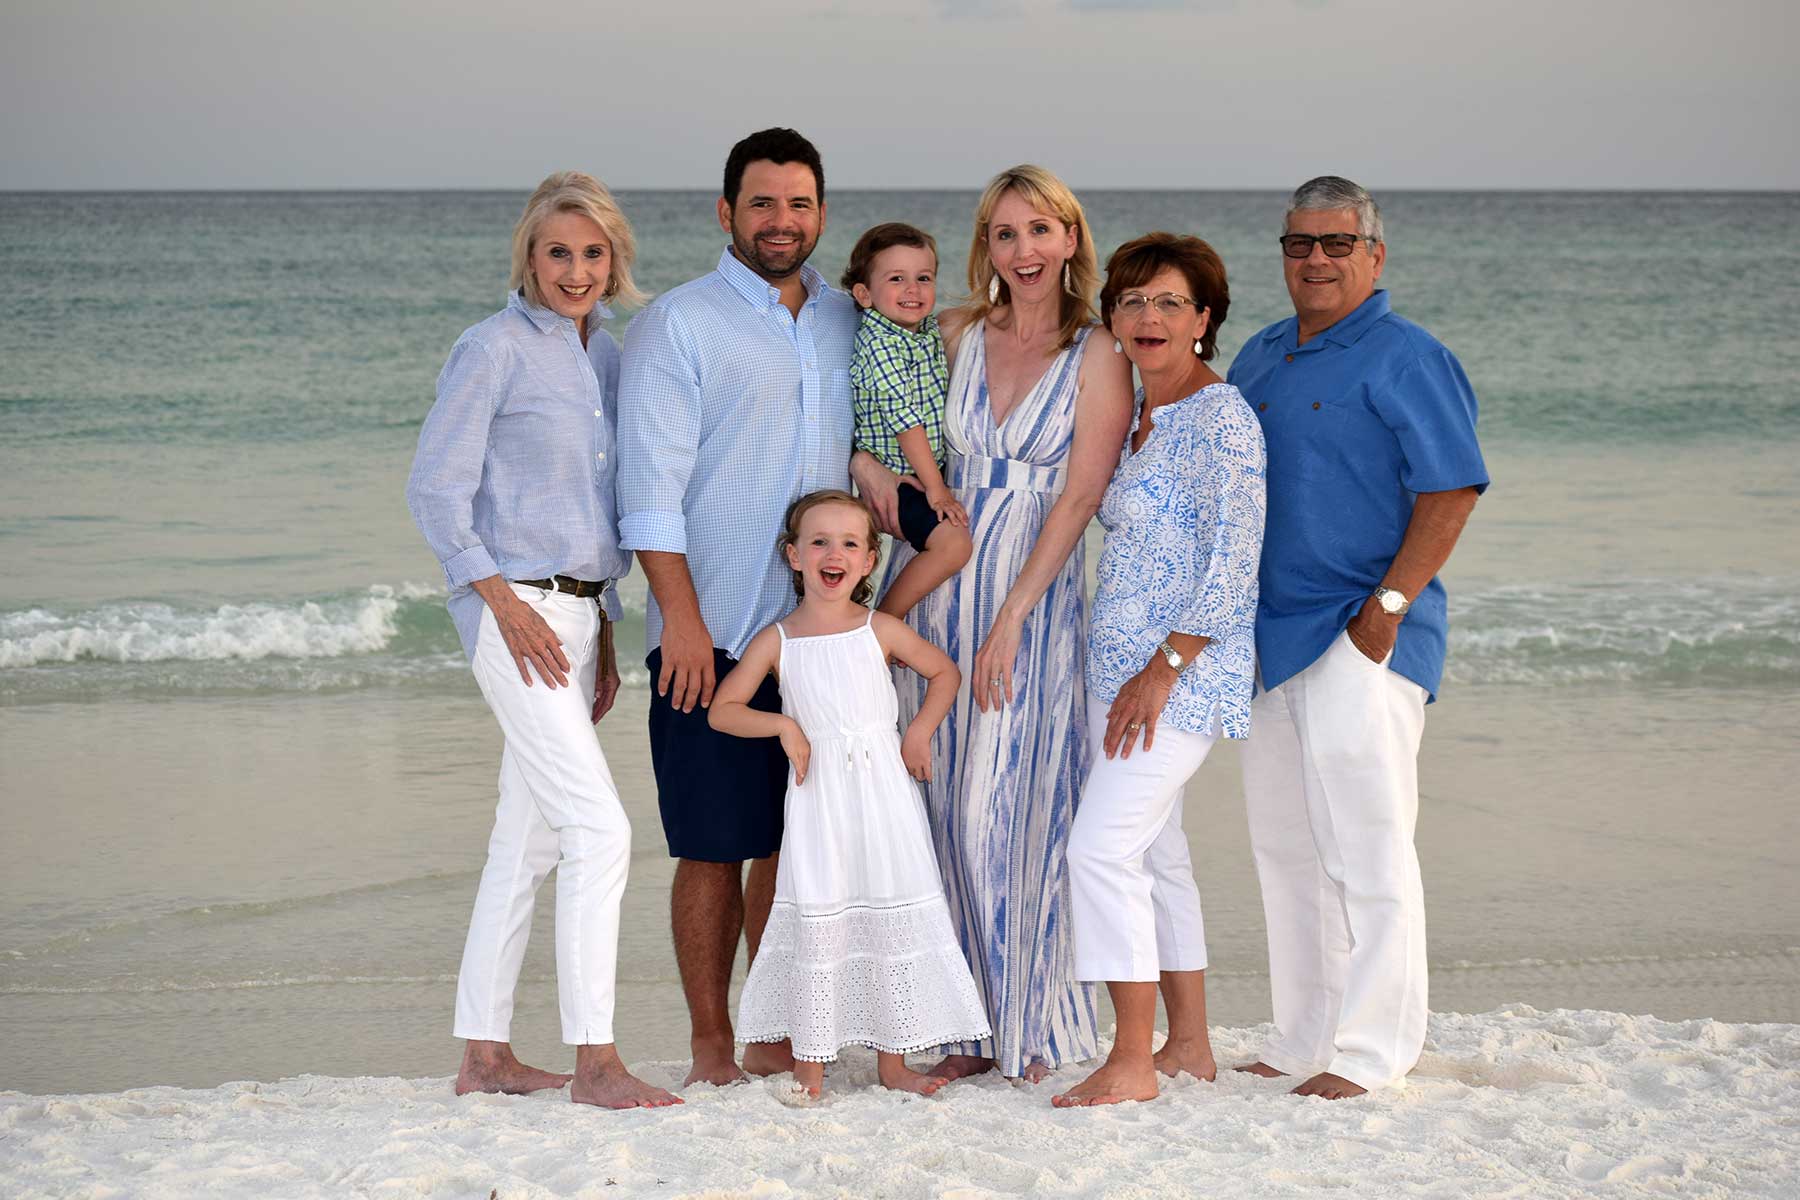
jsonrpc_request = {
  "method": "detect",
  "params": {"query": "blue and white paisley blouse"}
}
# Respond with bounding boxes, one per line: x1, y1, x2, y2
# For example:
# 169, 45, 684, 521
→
1089, 382, 1267, 737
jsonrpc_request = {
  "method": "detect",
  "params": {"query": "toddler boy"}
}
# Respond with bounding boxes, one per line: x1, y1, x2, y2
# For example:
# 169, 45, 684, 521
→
842, 222, 972, 617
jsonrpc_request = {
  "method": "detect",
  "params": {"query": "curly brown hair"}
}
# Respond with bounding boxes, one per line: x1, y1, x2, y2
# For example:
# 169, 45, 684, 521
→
776, 490, 883, 607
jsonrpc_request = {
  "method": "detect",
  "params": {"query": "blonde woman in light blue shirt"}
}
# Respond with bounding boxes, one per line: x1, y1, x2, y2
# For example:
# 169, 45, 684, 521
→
406, 172, 679, 1111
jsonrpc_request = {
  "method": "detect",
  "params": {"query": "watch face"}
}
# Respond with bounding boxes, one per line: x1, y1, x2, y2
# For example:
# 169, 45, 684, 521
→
1379, 589, 1407, 614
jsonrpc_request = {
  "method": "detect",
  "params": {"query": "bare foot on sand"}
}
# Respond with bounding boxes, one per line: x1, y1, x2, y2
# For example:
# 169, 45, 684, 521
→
455, 1041, 572, 1096
1020, 1059, 1054, 1085
1293, 1071, 1367, 1100
1051, 1056, 1158, 1107
1152, 1036, 1217, 1083
684, 1036, 747, 1088
1234, 1061, 1287, 1079
928, 1054, 995, 1082
878, 1053, 948, 1096
792, 1060, 825, 1098
571, 1047, 682, 1110
743, 1040, 796, 1077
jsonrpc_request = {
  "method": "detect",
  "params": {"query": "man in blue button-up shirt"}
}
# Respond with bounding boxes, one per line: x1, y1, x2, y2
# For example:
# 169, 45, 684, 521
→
1228, 177, 1487, 1100
617, 129, 858, 1088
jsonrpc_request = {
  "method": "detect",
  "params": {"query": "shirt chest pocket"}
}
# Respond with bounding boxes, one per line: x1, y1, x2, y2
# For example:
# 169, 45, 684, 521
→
1292, 393, 1364, 481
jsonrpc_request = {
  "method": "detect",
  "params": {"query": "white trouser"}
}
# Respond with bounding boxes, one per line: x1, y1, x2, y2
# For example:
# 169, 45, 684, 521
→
1242, 629, 1428, 1090
454, 584, 631, 1046
1067, 697, 1219, 982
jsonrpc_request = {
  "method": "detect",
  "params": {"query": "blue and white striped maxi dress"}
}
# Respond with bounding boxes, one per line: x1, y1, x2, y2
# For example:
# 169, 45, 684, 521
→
880, 321, 1101, 1076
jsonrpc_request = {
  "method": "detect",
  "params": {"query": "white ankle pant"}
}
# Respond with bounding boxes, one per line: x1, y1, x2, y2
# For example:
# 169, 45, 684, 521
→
455, 583, 631, 1046
1067, 698, 1219, 983
1242, 630, 1428, 1090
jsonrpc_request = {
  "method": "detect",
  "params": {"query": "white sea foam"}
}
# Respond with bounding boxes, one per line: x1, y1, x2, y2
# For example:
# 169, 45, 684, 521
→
2, 1008, 1793, 1198
0, 584, 437, 668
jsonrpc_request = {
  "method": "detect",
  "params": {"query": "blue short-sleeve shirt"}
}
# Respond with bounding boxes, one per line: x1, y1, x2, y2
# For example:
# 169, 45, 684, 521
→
1227, 290, 1488, 701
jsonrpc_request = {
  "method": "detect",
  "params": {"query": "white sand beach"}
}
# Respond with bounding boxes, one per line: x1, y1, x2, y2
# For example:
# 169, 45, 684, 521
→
4, 1007, 1795, 1199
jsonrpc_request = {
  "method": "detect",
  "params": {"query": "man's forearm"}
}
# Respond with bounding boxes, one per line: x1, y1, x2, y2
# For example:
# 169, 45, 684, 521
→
1381, 487, 1481, 599
637, 551, 705, 627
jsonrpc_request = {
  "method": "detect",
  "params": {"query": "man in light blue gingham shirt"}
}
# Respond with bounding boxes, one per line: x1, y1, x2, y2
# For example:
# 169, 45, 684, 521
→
617, 130, 860, 1088
617, 245, 857, 662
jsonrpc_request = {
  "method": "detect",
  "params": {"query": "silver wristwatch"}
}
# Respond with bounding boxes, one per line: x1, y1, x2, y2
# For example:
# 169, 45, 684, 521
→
1157, 639, 1186, 672
1373, 586, 1412, 616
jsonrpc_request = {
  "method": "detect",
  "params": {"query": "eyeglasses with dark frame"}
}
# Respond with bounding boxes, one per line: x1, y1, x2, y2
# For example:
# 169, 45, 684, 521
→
1279, 232, 1375, 259
1114, 291, 1199, 318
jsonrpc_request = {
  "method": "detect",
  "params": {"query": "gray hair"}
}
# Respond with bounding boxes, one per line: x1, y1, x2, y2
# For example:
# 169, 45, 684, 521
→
1286, 175, 1384, 244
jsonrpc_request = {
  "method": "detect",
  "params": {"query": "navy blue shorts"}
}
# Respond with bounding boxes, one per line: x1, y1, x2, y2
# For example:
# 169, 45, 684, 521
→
897, 481, 945, 554
646, 647, 787, 862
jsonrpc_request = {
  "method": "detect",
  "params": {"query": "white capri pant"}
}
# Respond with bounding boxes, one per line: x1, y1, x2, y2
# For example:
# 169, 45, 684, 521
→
454, 583, 631, 1047
1242, 630, 1428, 1091
1067, 697, 1220, 983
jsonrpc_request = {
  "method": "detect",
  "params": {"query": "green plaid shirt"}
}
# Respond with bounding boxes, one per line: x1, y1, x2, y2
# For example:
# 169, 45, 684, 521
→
849, 309, 949, 475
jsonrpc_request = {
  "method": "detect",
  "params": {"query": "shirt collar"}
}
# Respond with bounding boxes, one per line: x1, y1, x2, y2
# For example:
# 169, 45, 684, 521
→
508, 288, 613, 335
714, 245, 829, 312
860, 307, 939, 341
1263, 288, 1391, 353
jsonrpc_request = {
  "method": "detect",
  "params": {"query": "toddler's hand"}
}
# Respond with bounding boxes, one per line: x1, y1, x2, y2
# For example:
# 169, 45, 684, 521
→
901, 725, 932, 782
780, 718, 812, 786
926, 487, 968, 528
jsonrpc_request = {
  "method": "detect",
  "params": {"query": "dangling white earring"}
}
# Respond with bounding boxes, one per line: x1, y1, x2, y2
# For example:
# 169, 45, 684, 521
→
988, 275, 1001, 304
1113, 339, 1123, 354
1062, 263, 1073, 292
1194, 338, 1205, 356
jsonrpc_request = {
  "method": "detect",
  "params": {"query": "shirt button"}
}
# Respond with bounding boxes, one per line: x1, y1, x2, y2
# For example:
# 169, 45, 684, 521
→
1258, 403, 1268, 412
1312, 402, 1321, 410
594, 409, 602, 417
1285, 354, 1294, 363
596, 452, 606, 462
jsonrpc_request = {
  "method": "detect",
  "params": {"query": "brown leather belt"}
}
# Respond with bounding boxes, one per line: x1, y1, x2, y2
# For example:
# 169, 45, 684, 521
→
512, 575, 609, 599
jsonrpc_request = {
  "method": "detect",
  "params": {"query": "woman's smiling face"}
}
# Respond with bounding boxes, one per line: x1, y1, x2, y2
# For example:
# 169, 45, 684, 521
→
529, 210, 612, 322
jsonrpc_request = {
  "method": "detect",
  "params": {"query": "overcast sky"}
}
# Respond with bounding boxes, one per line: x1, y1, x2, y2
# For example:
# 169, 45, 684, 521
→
3, 0, 1794, 190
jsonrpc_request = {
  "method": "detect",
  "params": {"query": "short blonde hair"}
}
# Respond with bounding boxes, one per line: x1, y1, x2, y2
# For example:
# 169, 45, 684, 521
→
508, 171, 647, 311
957, 164, 1098, 350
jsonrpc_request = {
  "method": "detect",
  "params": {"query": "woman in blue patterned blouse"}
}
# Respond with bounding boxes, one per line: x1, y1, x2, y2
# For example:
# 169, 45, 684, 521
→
1052, 233, 1266, 1108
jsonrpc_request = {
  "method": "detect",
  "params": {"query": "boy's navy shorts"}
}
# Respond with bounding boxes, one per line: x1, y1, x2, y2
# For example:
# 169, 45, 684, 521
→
897, 481, 945, 554
646, 647, 787, 862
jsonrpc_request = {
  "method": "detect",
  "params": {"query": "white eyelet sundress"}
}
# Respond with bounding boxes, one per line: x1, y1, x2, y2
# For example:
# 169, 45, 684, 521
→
734, 612, 991, 1062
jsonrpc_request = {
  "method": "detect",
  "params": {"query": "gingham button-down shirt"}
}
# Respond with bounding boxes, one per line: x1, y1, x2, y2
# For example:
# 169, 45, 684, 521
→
849, 309, 949, 475
617, 247, 859, 659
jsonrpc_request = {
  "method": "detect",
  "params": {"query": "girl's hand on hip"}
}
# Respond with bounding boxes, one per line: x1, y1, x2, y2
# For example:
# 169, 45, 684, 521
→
972, 615, 1022, 712
1104, 664, 1173, 759
493, 590, 570, 688
901, 724, 933, 781
780, 717, 812, 786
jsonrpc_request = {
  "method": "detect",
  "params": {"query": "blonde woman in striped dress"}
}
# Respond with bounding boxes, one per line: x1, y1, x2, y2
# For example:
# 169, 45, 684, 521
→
853, 165, 1132, 1083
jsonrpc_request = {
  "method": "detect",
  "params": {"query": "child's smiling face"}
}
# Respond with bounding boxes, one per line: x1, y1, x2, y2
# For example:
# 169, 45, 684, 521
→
785, 501, 879, 602
853, 244, 937, 330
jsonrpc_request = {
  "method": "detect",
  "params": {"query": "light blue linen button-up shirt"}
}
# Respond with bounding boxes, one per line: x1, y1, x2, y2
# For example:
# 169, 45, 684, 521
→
617, 247, 858, 660
406, 290, 631, 660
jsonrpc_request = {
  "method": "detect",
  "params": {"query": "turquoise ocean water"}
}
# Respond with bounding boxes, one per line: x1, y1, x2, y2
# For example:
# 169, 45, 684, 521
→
2, 190, 1797, 1094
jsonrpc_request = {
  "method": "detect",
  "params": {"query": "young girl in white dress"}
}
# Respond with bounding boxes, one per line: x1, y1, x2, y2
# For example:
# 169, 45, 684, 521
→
709, 489, 991, 1098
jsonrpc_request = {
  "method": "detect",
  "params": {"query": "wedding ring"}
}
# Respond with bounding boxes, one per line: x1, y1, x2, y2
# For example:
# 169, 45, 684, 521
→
990, 677, 1002, 687
1127, 722, 1142, 731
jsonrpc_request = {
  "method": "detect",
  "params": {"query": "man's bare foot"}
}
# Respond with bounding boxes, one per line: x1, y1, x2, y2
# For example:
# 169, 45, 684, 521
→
792, 1060, 825, 1098
878, 1054, 948, 1096
455, 1040, 572, 1096
1050, 1057, 1158, 1107
571, 1046, 682, 1110
1293, 1071, 1367, 1100
1152, 1036, 1217, 1083
928, 1054, 995, 1081
743, 1039, 795, 1077
1234, 1061, 1287, 1079
683, 1036, 746, 1088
